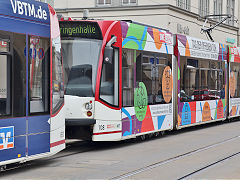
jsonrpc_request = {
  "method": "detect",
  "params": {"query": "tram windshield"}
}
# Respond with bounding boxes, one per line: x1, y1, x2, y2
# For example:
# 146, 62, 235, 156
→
62, 39, 102, 97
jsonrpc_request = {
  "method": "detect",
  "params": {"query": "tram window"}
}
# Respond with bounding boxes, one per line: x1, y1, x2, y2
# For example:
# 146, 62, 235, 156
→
0, 55, 10, 116
52, 37, 64, 114
155, 54, 172, 104
122, 49, 134, 107
100, 48, 119, 106
142, 53, 155, 105
180, 58, 225, 102
62, 39, 101, 97
13, 33, 26, 117
230, 62, 240, 98
0, 32, 26, 118
140, 51, 172, 105
136, 51, 142, 84
29, 36, 50, 114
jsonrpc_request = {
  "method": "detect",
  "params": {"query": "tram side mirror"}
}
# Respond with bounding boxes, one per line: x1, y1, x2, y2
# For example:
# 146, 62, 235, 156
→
104, 35, 117, 64
104, 46, 113, 64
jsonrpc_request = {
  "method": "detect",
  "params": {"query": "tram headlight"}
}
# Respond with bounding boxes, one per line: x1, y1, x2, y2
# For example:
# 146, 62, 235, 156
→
85, 102, 93, 110
87, 111, 92, 117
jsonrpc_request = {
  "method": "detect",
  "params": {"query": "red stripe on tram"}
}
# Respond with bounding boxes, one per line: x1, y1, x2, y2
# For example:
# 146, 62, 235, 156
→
50, 140, 66, 148
93, 131, 122, 136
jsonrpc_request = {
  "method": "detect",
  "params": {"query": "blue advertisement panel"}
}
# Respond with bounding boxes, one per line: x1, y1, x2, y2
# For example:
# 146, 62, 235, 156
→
0, 0, 50, 37
0, 118, 26, 162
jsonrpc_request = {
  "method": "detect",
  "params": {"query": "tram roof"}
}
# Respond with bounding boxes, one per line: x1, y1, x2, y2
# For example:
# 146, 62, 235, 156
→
121, 20, 169, 32
0, 0, 51, 37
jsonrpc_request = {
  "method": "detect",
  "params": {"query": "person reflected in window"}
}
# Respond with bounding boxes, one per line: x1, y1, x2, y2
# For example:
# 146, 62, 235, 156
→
220, 85, 225, 99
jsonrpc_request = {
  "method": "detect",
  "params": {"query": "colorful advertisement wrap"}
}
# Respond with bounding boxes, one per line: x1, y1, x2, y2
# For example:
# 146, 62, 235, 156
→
177, 35, 228, 61
177, 35, 227, 127
121, 22, 173, 54
229, 46, 240, 63
122, 104, 173, 137
229, 46, 240, 117
121, 22, 174, 137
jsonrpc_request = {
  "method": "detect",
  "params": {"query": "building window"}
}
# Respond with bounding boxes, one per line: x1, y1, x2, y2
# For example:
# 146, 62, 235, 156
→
199, 0, 209, 17
122, 0, 137, 5
176, 0, 191, 11
214, 0, 223, 21
226, 0, 235, 26
97, 0, 111, 6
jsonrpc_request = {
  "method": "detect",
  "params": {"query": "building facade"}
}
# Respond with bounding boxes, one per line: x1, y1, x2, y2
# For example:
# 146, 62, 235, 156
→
53, 0, 239, 46
37, 0, 54, 7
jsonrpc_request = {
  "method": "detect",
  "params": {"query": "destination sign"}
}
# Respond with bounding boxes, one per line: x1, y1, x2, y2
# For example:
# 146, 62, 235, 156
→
60, 21, 102, 40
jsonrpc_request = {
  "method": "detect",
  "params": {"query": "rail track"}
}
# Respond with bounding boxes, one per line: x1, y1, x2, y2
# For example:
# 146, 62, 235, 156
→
111, 135, 240, 180
1, 120, 240, 180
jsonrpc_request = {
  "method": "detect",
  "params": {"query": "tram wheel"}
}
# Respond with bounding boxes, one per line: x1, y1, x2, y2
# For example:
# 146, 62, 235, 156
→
154, 132, 160, 137
148, 133, 154, 139
140, 135, 146, 141
0, 165, 6, 172
161, 131, 165, 136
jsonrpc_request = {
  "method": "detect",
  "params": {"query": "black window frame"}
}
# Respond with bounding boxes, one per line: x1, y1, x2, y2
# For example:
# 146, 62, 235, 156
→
28, 35, 50, 116
180, 57, 226, 102
122, 48, 135, 107
136, 50, 172, 105
99, 46, 120, 108
52, 37, 64, 115
0, 31, 27, 118
0, 35, 12, 118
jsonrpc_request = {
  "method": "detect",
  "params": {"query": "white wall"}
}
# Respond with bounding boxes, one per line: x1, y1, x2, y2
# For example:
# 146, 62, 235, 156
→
138, 0, 175, 6
55, 0, 94, 9
38, 0, 54, 7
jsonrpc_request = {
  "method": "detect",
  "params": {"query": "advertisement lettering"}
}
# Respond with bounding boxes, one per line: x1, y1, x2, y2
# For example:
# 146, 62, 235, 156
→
0, 127, 14, 150
192, 39, 217, 53
10, 0, 47, 20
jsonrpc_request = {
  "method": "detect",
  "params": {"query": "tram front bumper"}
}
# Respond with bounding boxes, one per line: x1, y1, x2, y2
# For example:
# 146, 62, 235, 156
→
66, 119, 96, 126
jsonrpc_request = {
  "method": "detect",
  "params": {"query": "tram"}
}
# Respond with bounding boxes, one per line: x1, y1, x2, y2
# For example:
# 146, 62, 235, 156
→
229, 46, 240, 118
60, 19, 234, 141
0, 0, 65, 167
176, 35, 228, 127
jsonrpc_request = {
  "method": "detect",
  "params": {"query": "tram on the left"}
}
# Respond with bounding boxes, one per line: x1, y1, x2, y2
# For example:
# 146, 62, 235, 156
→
0, 0, 65, 167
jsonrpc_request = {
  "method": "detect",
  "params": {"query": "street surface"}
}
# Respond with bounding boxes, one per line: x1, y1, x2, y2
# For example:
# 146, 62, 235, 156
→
1, 120, 240, 180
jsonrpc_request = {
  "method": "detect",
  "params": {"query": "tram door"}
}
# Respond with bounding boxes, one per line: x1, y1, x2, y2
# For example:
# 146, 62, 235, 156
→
27, 36, 51, 156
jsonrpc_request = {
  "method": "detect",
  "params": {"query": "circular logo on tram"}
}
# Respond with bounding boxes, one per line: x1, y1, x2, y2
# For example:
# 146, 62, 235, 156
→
202, 102, 211, 122
134, 82, 148, 122
230, 71, 236, 98
162, 66, 173, 103
217, 99, 224, 119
